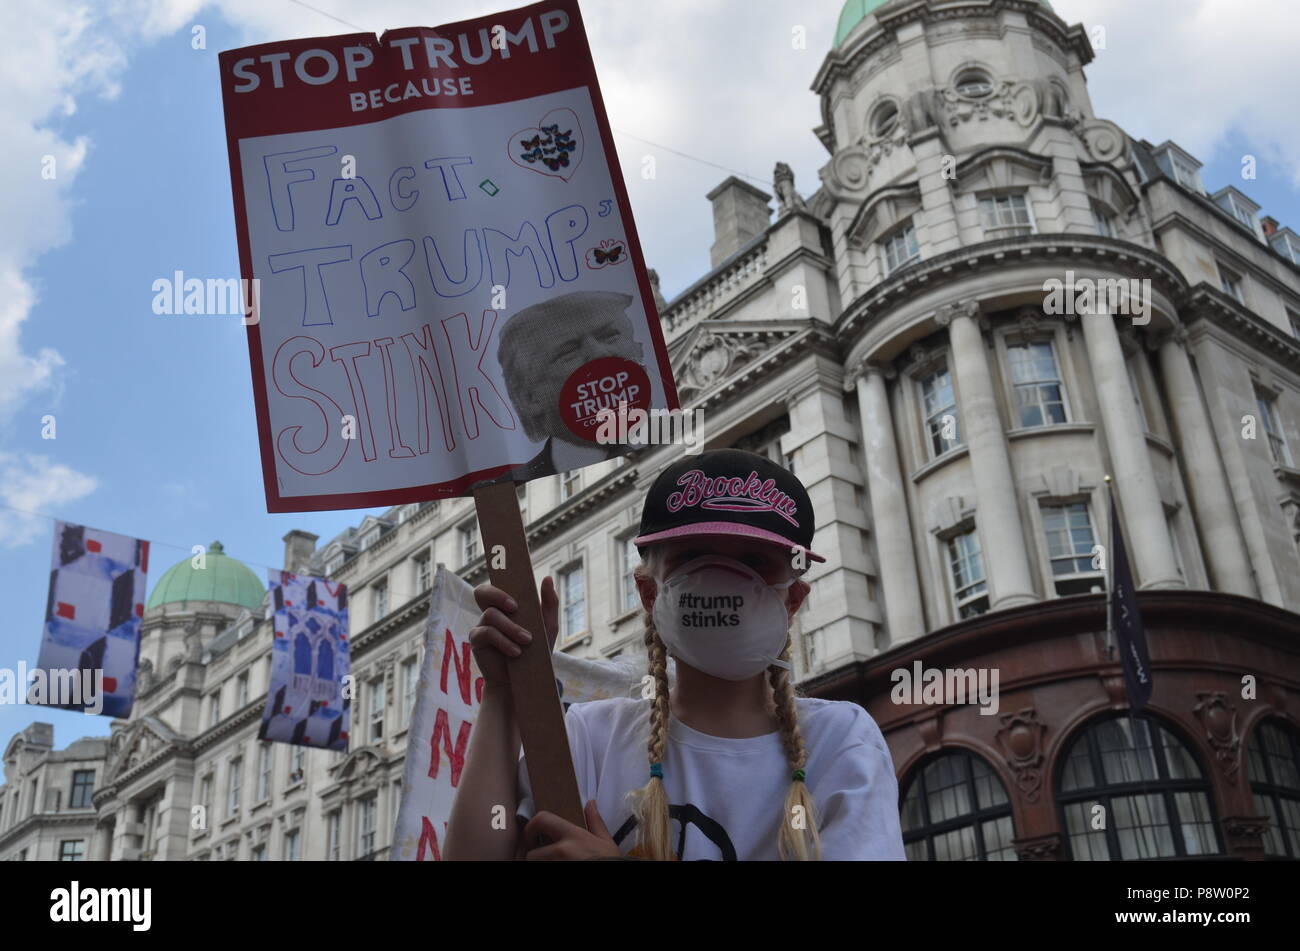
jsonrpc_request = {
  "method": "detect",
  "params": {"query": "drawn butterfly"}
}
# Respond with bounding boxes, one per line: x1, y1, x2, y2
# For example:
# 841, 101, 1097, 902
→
593, 244, 624, 264
542, 153, 570, 171
520, 134, 543, 150
519, 147, 544, 164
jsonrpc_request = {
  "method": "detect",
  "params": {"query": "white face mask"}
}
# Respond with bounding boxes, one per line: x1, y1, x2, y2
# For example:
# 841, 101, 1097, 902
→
651, 554, 795, 681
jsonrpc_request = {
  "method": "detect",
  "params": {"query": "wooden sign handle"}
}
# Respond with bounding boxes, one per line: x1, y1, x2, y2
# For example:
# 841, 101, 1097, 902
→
471, 479, 587, 830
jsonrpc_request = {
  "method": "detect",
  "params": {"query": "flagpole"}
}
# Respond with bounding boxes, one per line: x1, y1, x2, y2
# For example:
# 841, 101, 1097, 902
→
1104, 474, 1115, 661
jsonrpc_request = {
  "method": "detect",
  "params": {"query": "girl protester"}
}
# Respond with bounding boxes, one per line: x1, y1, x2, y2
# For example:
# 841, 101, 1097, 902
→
443, 448, 905, 860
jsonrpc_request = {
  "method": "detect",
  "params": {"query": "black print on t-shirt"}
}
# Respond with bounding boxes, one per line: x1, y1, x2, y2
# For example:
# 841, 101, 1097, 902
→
613, 804, 738, 860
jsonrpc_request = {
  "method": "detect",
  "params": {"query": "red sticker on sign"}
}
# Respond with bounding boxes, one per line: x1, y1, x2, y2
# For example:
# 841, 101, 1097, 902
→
557, 357, 652, 444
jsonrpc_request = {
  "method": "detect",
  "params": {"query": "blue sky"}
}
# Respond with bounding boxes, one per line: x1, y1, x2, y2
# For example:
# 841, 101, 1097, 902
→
2, 0, 1298, 751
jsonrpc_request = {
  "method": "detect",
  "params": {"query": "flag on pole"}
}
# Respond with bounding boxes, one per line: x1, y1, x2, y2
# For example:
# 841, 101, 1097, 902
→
1108, 484, 1153, 712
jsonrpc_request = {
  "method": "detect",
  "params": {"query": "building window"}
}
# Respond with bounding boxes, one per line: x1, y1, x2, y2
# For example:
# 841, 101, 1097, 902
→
58, 840, 85, 861
460, 523, 479, 565
326, 553, 345, 575
1247, 720, 1300, 858
257, 743, 272, 802
1041, 502, 1102, 595
360, 526, 381, 550
1218, 263, 1246, 304
1007, 340, 1067, 427
1059, 715, 1221, 859
198, 775, 213, 818
919, 364, 962, 457
284, 828, 301, 861
1166, 153, 1205, 194
869, 100, 900, 137
1255, 387, 1293, 466
236, 672, 249, 708
620, 536, 641, 614
227, 758, 242, 818
560, 564, 586, 641
946, 528, 988, 619
251, 843, 267, 861
881, 220, 920, 275
1091, 203, 1116, 238
978, 193, 1034, 237
369, 678, 385, 742
954, 68, 995, 99
358, 796, 377, 858
327, 810, 342, 861
289, 746, 305, 783
1288, 310, 1300, 340
402, 657, 418, 726
209, 690, 221, 727
416, 554, 432, 593
373, 578, 389, 622
901, 752, 1017, 861
561, 469, 582, 500
69, 770, 94, 809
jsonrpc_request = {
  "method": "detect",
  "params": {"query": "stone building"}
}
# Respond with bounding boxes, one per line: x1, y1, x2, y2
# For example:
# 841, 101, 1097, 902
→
3, 0, 1299, 861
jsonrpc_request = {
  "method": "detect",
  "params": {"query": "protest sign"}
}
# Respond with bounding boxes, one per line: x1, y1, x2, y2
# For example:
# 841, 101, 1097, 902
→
391, 566, 663, 860
30, 522, 150, 718
218, 0, 678, 514
257, 571, 351, 749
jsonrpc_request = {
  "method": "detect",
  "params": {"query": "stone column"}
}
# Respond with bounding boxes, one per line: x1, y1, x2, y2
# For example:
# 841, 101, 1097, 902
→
1157, 329, 1255, 595
1080, 310, 1182, 588
939, 301, 1038, 608
847, 361, 925, 643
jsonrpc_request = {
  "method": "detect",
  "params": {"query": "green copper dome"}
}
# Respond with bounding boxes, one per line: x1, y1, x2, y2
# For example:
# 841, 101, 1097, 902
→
145, 540, 266, 612
835, 0, 1054, 46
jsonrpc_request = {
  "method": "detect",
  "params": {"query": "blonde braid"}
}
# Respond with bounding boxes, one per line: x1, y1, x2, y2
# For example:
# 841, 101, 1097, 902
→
768, 641, 823, 860
626, 557, 676, 860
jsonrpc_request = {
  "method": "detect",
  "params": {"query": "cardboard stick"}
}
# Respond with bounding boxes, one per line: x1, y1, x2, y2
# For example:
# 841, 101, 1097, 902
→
471, 479, 587, 829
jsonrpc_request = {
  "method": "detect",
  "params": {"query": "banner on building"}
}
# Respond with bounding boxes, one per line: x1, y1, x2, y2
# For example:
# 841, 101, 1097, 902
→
258, 571, 351, 749
219, 0, 678, 514
390, 565, 667, 860
30, 522, 150, 718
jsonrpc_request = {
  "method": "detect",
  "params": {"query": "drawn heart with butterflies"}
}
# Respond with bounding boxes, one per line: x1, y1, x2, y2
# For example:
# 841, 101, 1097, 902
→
585, 238, 627, 269
508, 107, 583, 182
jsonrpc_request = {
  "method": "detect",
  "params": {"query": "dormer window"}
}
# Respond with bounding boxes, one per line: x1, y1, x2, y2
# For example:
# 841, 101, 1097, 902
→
1154, 144, 1206, 196
360, 527, 381, 550
954, 69, 994, 99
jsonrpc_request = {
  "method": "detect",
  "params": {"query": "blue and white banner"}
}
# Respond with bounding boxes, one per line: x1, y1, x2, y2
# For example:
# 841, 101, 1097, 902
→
31, 521, 150, 718
258, 571, 351, 749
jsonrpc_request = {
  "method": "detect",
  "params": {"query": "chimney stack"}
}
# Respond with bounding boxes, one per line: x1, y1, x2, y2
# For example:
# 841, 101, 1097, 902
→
1261, 215, 1279, 237
706, 176, 772, 269
282, 530, 319, 574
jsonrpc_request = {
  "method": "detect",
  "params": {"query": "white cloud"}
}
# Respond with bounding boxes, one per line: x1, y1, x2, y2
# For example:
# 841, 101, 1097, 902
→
0, 452, 98, 549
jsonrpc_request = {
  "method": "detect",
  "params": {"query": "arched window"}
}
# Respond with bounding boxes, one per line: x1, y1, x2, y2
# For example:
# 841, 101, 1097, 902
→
1247, 719, 1300, 858
901, 751, 1017, 860
1058, 715, 1221, 859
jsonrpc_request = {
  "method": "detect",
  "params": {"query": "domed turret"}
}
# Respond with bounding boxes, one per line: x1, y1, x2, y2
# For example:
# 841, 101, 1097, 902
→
144, 540, 265, 612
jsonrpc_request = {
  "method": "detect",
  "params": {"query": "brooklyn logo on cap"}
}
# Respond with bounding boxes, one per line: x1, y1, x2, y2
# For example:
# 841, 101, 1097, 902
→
666, 469, 800, 528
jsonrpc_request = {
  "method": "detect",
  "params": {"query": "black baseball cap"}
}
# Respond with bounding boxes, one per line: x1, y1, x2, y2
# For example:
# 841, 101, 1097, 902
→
633, 448, 826, 563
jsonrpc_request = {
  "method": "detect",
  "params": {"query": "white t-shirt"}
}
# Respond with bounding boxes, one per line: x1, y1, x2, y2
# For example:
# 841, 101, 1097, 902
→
516, 695, 905, 860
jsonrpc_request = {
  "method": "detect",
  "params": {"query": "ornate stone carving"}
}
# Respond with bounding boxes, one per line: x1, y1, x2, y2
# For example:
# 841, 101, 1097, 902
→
1074, 118, 1128, 164
1014, 833, 1062, 861
822, 100, 913, 197
676, 330, 766, 402
647, 269, 667, 312
934, 300, 980, 327
773, 161, 807, 214
996, 708, 1048, 803
1193, 692, 1241, 781
138, 658, 154, 694
938, 79, 1039, 128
